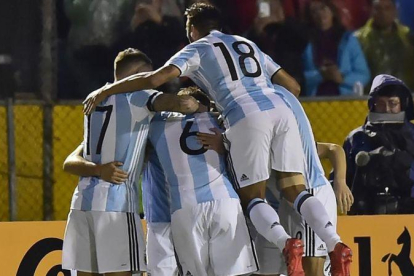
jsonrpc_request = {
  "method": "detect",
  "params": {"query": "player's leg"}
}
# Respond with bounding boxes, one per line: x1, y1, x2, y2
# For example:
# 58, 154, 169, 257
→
94, 211, 146, 275
147, 222, 179, 276
253, 231, 285, 276
104, 272, 132, 276
170, 205, 210, 276
276, 173, 341, 251
62, 210, 100, 274
276, 171, 353, 276
278, 182, 338, 276
223, 113, 291, 252
270, 104, 351, 276
236, 182, 291, 252
208, 198, 258, 276
303, 257, 325, 276
77, 272, 101, 276
223, 112, 304, 276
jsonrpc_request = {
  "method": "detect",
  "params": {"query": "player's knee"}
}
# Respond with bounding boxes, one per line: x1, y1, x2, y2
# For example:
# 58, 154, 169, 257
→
281, 184, 307, 204
237, 181, 267, 210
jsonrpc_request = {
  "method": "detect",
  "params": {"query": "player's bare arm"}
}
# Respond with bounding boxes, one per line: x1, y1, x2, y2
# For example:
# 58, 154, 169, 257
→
271, 68, 301, 97
153, 94, 200, 114
317, 142, 354, 214
83, 65, 181, 115
63, 144, 128, 184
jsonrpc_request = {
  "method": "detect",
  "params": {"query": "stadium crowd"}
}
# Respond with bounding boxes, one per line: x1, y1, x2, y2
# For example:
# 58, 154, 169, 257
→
0, 0, 413, 99
56, 0, 414, 98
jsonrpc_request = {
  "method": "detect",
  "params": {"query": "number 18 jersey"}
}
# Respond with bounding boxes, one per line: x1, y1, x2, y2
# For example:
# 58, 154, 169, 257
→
148, 112, 239, 214
165, 30, 283, 128
70, 90, 161, 213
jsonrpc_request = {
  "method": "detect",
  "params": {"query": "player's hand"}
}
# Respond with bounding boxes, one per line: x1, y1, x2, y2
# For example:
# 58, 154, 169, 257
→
179, 95, 199, 114
197, 128, 226, 155
83, 85, 107, 115
97, 162, 128, 184
334, 179, 354, 214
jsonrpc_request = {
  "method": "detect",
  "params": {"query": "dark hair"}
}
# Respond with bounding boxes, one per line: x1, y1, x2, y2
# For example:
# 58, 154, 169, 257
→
375, 84, 412, 113
305, 0, 345, 41
185, 3, 222, 35
177, 86, 211, 109
114, 48, 152, 78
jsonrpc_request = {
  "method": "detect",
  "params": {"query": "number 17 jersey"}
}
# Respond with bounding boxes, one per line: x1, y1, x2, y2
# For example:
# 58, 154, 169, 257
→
148, 112, 239, 214
70, 90, 160, 213
165, 30, 284, 128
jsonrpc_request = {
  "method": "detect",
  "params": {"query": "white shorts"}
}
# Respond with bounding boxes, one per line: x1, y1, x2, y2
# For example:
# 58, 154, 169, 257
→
147, 222, 178, 276
224, 105, 306, 189
62, 210, 146, 274
254, 184, 336, 275
171, 199, 258, 276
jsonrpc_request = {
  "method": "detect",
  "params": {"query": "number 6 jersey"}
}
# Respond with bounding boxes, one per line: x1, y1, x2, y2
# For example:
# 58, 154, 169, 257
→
148, 112, 239, 214
165, 30, 284, 128
70, 90, 161, 213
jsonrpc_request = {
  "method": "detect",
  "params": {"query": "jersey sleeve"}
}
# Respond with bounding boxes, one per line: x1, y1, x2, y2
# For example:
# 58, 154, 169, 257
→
127, 89, 163, 110
264, 54, 281, 79
165, 43, 200, 77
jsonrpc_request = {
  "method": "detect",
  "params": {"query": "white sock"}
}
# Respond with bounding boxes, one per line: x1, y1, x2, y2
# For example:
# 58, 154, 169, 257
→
248, 198, 290, 250
294, 191, 341, 252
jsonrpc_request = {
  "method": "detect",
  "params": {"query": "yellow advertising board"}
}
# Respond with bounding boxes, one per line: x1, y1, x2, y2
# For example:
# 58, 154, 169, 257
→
0, 221, 68, 276
1, 216, 413, 276
338, 215, 414, 276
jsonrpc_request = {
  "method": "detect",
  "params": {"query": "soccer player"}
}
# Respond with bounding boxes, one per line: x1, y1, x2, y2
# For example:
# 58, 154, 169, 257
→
146, 86, 258, 276
62, 48, 198, 276
253, 85, 353, 276
83, 4, 352, 275
142, 149, 179, 276
197, 85, 353, 276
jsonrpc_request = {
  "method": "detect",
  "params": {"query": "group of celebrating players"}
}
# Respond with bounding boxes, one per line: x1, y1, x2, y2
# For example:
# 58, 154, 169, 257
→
61, 3, 353, 276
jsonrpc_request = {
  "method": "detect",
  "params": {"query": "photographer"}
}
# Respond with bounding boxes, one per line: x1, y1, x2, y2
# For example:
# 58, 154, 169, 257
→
344, 74, 414, 214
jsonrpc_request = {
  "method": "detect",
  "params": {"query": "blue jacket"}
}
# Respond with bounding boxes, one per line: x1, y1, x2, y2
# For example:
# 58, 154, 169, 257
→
302, 31, 371, 96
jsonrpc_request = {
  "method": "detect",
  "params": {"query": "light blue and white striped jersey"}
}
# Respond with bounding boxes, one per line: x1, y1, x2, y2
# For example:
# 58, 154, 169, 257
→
142, 148, 171, 223
148, 112, 239, 214
70, 90, 161, 213
165, 30, 284, 128
273, 84, 328, 189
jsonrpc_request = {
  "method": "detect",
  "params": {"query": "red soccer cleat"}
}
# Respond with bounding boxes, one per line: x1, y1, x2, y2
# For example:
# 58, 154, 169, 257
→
329, 242, 353, 276
282, 238, 305, 276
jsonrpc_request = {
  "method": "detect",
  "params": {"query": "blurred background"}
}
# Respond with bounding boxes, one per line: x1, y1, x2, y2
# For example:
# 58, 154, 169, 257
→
0, 0, 413, 221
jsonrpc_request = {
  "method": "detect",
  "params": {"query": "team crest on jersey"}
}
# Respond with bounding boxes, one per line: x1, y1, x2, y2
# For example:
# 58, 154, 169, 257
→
240, 174, 249, 181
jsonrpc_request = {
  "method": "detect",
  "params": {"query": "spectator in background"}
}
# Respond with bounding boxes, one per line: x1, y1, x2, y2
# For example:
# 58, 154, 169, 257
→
282, 0, 371, 30
63, 0, 134, 98
330, 0, 371, 30
355, 0, 414, 92
114, 0, 186, 70
302, 0, 370, 97
344, 74, 414, 215
218, 0, 257, 34
248, 0, 309, 86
